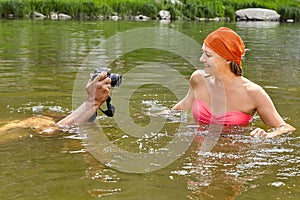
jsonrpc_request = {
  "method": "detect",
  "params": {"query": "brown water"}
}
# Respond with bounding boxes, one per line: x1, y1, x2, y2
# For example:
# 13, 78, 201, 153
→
0, 19, 299, 200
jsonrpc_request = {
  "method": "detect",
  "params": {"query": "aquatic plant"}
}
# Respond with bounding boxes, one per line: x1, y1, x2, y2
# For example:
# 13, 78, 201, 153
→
278, 6, 300, 22
0, 0, 26, 18
98, 3, 112, 18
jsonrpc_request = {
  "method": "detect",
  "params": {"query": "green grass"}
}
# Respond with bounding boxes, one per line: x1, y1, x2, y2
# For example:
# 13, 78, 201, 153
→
0, 0, 299, 21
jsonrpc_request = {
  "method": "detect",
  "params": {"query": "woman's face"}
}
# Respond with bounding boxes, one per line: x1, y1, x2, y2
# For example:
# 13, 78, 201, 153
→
199, 44, 226, 75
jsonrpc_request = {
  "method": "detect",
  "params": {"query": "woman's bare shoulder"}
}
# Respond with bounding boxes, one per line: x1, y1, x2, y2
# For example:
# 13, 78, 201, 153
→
191, 69, 210, 78
241, 77, 267, 98
190, 70, 208, 89
190, 70, 210, 84
242, 77, 263, 90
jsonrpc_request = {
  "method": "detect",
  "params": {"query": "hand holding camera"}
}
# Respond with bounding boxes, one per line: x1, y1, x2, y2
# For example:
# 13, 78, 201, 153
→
88, 68, 122, 121
86, 71, 110, 108
92, 67, 122, 87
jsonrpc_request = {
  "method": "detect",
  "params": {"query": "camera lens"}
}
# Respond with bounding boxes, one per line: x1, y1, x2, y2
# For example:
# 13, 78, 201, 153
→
109, 73, 122, 87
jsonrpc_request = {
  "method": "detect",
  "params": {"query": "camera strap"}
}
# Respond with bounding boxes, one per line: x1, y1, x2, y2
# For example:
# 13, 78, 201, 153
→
99, 96, 115, 117
88, 96, 115, 122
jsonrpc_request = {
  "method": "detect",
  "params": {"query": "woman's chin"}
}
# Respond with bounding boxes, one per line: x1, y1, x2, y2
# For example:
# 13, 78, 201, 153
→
204, 67, 211, 74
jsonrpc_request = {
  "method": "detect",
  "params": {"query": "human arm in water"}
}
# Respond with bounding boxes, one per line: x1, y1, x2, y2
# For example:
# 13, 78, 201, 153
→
56, 71, 111, 127
249, 85, 295, 138
0, 72, 111, 138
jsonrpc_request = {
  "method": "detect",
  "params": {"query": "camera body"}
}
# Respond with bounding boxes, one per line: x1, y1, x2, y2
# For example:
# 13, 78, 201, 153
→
92, 67, 122, 87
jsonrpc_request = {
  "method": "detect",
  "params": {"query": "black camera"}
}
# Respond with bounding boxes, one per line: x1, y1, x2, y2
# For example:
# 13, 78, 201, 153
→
88, 68, 122, 121
92, 68, 122, 87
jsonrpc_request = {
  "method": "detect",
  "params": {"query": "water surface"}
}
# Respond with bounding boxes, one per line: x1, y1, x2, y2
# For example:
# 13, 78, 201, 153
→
0, 19, 299, 200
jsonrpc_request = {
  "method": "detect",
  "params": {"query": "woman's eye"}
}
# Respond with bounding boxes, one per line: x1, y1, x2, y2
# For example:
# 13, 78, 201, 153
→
201, 51, 212, 58
205, 52, 212, 57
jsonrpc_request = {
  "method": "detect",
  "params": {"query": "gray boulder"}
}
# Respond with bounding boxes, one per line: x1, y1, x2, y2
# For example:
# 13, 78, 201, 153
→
58, 13, 72, 20
134, 15, 151, 21
236, 8, 280, 21
158, 10, 171, 20
30, 11, 45, 19
50, 12, 72, 20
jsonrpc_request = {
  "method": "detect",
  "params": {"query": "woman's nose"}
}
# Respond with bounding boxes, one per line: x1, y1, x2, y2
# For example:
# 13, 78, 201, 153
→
199, 53, 205, 62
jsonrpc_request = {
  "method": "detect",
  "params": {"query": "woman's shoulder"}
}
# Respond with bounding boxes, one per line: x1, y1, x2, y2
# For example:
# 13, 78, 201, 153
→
241, 77, 266, 96
190, 70, 209, 86
190, 69, 211, 81
191, 69, 210, 77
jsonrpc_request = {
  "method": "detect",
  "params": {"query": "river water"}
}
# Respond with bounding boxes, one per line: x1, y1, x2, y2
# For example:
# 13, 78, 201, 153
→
0, 19, 299, 200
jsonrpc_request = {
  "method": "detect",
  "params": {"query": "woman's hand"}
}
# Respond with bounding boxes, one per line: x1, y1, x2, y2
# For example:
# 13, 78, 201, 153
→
250, 127, 268, 138
250, 124, 296, 138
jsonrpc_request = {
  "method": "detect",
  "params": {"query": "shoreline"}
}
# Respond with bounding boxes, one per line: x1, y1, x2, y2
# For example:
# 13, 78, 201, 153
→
0, 0, 299, 22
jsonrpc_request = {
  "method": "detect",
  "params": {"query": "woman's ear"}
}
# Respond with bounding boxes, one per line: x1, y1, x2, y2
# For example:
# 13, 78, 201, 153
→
225, 60, 232, 65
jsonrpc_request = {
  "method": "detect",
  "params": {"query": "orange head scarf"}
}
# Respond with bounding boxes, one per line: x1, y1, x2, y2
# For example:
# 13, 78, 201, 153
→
204, 27, 245, 67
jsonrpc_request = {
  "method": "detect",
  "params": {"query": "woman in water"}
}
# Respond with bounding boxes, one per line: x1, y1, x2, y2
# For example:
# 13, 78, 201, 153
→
172, 27, 295, 138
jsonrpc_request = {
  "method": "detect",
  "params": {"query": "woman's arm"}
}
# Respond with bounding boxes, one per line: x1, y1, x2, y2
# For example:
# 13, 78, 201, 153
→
172, 70, 206, 110
56, 72, 111, 127
172, 86, 194, 110
250, 124, 296, 138
250, 85, 296, 138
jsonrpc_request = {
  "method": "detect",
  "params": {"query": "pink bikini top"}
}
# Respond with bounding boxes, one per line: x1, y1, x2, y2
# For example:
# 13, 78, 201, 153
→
192, 99, 253, 125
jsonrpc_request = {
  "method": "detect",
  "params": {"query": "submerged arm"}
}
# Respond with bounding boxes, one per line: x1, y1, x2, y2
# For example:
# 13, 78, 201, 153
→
250, 86, 296, 138
251, 124, 296, 138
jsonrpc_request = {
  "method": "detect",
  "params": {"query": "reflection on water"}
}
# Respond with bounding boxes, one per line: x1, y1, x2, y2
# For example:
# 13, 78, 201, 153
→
0, 20, 299, 200
236, 21, 280, 28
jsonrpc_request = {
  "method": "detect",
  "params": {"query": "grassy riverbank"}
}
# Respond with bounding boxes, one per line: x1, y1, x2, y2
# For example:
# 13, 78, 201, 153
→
0, 0, 299, 21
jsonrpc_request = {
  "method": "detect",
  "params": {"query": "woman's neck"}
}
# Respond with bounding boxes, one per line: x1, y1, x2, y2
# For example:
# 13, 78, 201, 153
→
214, 66, 239, 87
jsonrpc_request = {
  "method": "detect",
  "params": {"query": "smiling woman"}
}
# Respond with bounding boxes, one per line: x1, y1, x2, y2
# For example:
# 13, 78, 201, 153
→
172, 27, 296, 138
